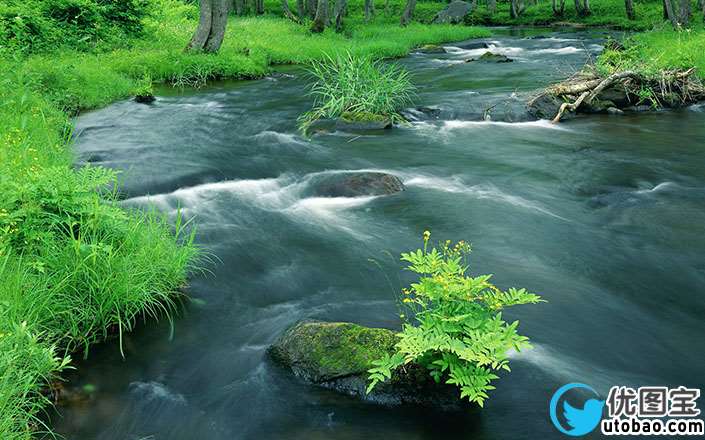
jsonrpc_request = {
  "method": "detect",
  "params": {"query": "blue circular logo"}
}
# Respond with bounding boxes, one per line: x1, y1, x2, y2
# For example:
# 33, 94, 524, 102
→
550, 383, 605, 436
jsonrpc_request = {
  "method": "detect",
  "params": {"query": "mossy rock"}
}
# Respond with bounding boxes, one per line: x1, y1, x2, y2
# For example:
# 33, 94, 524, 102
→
269, 321, 465, 409
336, 112, 392, 131
269, 321, 396, 382
467, 52, 513, 63
416, 44, 447, 54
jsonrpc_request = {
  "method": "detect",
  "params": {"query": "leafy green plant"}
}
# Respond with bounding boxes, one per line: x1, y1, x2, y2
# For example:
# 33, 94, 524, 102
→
298, 51, 415, 133
367, 231, 542, 406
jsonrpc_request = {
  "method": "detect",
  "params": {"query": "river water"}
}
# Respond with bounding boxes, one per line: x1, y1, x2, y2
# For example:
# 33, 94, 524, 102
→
55, 28, 705, 439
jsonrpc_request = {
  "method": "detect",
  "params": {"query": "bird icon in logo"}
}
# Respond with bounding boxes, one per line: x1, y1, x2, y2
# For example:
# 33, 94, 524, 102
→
550, 383, 605, 436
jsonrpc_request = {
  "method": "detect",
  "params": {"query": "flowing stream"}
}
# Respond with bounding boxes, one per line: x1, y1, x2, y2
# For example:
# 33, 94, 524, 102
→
55, 27, 705, 440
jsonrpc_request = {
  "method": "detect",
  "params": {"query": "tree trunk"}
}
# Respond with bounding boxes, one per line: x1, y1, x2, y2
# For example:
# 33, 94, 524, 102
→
333, 0, 348, 31
552, 0, 565, 15
625, 0, 635, 19
678, 0, 690, 26
235, 0, 245, 15
311, 0, 328, 32
188, 0, 213, 51
400, 0, 416, 25
187, 0, 229, 53
574, 0, 584, 15
281, 0, 299, 20
574, 0, 590, 16
364, 0, 375, 21
702, 0, 705, 23
663, 0, 678, 26
308, 0, 318, 18
488, 0, 497, 14
255, 0, 264, 14
510, 0, 525, 18
297, 0, 305, 18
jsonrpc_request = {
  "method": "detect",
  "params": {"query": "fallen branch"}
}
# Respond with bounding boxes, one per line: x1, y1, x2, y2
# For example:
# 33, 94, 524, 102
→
552, 70, 639, 122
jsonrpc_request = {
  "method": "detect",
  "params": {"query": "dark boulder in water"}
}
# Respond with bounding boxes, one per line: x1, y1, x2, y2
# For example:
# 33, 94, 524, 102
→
269, 321, 464, 409
134, 94, 156, 104
311, 172, 404, 198
466, 52, 513, 63
454, 41, 490, 50
527, 93, 574, 120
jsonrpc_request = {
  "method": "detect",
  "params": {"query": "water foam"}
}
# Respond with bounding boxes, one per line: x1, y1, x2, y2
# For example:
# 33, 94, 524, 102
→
405, 175, 568, 220
533, 46, 583, 55
125, 171, 386, 238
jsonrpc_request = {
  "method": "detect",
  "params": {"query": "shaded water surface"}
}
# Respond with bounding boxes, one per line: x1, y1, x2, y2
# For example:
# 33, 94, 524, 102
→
56, 28, 705, 440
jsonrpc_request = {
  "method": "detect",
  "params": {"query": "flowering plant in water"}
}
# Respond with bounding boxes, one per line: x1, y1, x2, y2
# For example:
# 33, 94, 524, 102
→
367, 231, 543, 406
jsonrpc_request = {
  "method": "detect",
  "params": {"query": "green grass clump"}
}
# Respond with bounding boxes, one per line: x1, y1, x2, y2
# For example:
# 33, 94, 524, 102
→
0, 322, 69, 440
598, 26, 705, 78
298, 52, 415, 131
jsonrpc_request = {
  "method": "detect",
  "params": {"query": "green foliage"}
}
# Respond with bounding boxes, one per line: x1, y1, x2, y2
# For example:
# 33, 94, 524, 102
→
368, 232, 542, 406
466, 0, 672, 30
0, 0, 153, 55
0, 322, 70, 440
597, 27, 705, 80
298, 52, 415, 132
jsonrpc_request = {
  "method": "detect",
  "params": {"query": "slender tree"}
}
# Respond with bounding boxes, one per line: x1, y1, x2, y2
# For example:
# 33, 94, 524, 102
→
400, 0, 416, 25
678, 0, 691, 26
187, 0, 230, 53
281, 0, 299, 20
333, 0, 348, 31
552, 0, 565, 15
488, 0, 497, 14
297, 0, 305, 17
364, 0, 375, 21
308, 0, 318, 18
311, 0, 329, 32
510, 0, 525, 18
625, 0, 635, 19
663, 0, 692, 27
234, 0, 245, 15
255, 0, 265, 14
574, 0, 590, 16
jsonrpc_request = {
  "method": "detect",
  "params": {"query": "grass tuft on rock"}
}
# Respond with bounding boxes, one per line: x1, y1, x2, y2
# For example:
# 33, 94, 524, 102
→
298, 52, 416, 133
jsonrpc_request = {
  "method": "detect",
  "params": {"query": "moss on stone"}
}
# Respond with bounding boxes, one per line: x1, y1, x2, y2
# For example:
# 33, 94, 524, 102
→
269, 321, 396, 382
340, 111, 390, 123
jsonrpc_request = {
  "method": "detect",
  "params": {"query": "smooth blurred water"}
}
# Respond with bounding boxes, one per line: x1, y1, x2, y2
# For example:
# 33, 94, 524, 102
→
54, 28, 705, 440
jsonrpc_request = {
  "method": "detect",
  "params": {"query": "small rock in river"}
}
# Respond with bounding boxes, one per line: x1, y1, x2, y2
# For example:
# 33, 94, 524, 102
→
466, 52, 514, 63
309, 172, 405, 198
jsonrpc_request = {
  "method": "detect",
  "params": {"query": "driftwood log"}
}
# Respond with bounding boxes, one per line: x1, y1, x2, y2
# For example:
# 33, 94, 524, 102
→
527, 67, 705, 122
